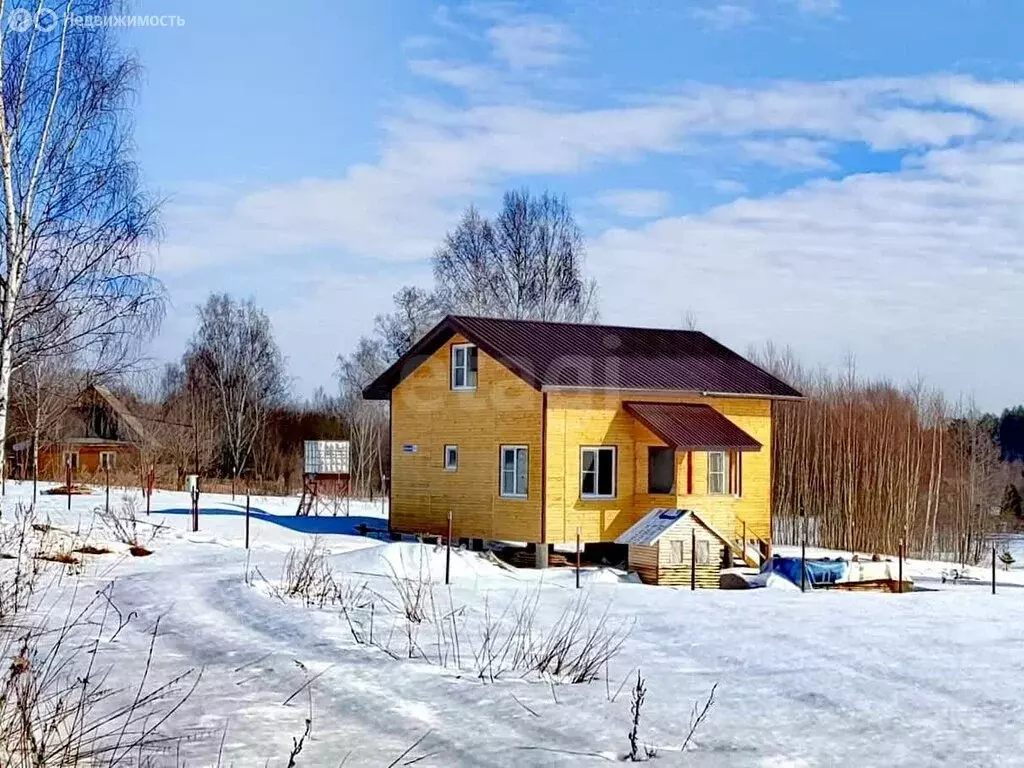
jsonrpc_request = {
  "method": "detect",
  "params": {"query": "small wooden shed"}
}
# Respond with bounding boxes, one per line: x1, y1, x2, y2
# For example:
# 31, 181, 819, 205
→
616, 508, 733, 587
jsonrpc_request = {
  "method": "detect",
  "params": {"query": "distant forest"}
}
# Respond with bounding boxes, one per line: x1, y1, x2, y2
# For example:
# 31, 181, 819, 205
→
988, 407, 1024, 463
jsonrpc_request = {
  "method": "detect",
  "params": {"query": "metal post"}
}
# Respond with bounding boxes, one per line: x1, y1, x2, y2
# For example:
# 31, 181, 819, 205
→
66, 460, 72, 511
191, 487, 199, 532
992, 545, 997, 595
898, 539, 903, 594
146, 467, 152, 516
245, 491, 251, 550
445, 510, 452, 586
690, 527, 697, 591
800, 539, 807, 593
576, 527, 581, 589
104, 465, 110, 514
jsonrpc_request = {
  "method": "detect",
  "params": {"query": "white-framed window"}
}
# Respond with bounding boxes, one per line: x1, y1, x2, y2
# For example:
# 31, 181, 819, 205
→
443, 445, 458, 471
499, 445, 528, 498
669, 537, 712, 565
697, 539, 712, 566
62, 451, 79, 470
707, 451, 727, 495
99, 451, 116, 470
580, 446, 616, 499
670, 540, 685, 564
451, 343, 478, 390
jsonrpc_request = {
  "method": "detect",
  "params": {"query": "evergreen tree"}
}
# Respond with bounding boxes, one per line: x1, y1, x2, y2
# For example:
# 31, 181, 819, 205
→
1000, 483, 1024, 519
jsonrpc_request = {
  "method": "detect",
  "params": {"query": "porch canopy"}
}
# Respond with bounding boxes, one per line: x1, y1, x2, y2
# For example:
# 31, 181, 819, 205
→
623, 401, 762, 452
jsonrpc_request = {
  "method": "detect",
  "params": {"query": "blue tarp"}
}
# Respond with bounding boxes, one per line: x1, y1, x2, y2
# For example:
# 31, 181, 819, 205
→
763, 556, 848, 588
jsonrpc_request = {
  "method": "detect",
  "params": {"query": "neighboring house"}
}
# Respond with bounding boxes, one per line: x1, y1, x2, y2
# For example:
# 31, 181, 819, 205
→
12, 384, 153, 478
363, 315, 802, 569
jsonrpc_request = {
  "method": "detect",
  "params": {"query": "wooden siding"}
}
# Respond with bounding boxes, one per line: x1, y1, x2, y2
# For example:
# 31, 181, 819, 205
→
545, 391, 772, 544
626, 515, 726, 587
390, 334, 544, 541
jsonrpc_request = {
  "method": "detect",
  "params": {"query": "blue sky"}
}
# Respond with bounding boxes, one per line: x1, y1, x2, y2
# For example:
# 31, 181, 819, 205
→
125, 0, 1024, 408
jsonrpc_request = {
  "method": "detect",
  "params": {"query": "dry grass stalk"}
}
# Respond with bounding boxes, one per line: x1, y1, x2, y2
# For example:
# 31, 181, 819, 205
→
0, 504, 199, 765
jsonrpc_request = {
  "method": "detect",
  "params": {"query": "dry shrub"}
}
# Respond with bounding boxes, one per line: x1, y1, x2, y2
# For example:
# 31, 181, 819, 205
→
282, 540, 370, 610
0, 505, 198, 765
384, 549, 434, 624
96, 494, 154, 549
271, 542, 629, 687
473, 591, 632, 684
73, 545, 113, 556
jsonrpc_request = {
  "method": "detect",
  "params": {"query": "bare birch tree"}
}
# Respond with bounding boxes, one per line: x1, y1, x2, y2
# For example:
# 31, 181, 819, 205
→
373, 286, 440, 360
336, 337, 387, 496
186, 294, 286, 490
433, 190, 598, 322
0, 0, 163, 477
753, 345, 1004, 563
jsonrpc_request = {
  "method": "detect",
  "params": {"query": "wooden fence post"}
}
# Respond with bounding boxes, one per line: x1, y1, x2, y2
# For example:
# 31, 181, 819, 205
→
801, 539, 807, 593
445, 510, 452, 586
690, 528, 696, 591
576, 527, 582, 589
992, 545, 997, 595
898, 539, 904, 594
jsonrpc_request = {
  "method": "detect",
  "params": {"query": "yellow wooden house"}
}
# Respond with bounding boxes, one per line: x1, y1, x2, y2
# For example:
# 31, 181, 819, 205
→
363, 315, 802, 568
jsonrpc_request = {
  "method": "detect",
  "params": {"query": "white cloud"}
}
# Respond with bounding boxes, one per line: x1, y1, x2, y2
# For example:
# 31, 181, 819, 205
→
588, 140, 1024, 407
595, 189, 672, 218
158, 75, 1001, 279
784, 0, 841, 17
712, 178, 748, 195
691, 3, 756, 30
486, 18, 573, 69
740, 137, 837, 170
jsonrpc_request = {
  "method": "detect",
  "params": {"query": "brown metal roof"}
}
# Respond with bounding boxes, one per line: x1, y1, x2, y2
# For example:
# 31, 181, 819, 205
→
624, 401, 762, 451
362, 315, 802, 400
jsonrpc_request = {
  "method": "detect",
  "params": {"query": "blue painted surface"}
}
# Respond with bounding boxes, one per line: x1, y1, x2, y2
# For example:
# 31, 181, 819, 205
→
764, 556, 848, 588
154, 506, 390, 538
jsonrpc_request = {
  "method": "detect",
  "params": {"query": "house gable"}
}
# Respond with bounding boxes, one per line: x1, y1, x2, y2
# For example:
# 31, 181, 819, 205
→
389, 334, 544, 542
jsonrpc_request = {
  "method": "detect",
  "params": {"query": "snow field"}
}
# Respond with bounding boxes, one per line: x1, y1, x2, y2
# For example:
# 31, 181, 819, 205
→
1, 481, 1024, 765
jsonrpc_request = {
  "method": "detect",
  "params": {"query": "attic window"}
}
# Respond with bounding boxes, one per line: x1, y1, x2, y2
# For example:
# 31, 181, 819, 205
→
451, 344, 478, 390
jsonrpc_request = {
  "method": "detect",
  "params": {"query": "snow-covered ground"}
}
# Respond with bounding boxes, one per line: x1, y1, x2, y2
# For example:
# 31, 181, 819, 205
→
6, 481, 1024, 766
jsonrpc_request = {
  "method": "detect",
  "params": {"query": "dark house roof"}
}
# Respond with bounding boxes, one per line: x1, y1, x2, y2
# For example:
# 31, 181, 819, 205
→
362, 315, 802, 400
88, 385, 153, 444
623, 401, 762, 451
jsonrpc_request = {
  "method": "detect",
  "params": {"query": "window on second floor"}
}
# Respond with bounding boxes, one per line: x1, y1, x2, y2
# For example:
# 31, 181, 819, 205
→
707, 451, 727, 495
451, 344, 478, 390
444, 445, 458, 471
